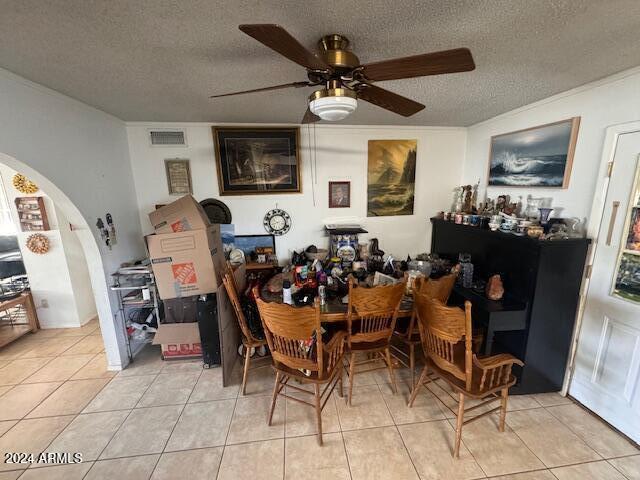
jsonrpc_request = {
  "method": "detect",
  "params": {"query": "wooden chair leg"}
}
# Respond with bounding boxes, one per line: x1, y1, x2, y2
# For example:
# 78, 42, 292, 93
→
314, 383, 323, 446
267, 371, 281, 426
409, 343, 415, 389
408, 365, 428, 407
453, 392, 465, 458
338, 366, 344, 398
499, 388, 508, 432
385, 347, 398, 394
241, 345, 251, 396
348, 352, 356, 406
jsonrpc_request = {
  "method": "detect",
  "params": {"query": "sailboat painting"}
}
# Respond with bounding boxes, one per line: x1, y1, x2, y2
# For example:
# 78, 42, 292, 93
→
488, 117, 580, 188
367, 140, 417, 217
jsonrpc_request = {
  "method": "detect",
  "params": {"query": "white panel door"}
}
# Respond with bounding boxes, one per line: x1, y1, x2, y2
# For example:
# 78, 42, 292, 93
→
570, 131, 640, 443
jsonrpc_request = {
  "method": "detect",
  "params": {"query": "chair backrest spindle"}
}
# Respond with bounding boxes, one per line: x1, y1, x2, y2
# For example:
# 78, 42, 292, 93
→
347, 277, 405, 345
222, 266, 260, 345
255, 293, 324, 374
414, 291, 473, 388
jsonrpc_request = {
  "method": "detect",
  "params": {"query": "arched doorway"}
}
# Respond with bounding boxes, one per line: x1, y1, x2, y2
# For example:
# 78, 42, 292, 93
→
0, 152, 126, 370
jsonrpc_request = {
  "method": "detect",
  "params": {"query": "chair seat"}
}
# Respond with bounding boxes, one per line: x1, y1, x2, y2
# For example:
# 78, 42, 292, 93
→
272, 355, 341, 384
349, 338, 389, 352
425, 356, 517, 399
392, 330, 421, 344
243, 337, 268, 349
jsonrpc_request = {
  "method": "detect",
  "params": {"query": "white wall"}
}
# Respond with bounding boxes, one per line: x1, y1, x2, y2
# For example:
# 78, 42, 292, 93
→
0, 164, 96, 328
0, 68, 144, 369
56, 206, 97, 325
126, 124, 467, 259
463, 67, 640, 225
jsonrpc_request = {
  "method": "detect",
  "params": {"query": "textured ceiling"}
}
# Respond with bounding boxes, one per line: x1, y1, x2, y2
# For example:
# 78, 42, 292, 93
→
1, 0, 639, 126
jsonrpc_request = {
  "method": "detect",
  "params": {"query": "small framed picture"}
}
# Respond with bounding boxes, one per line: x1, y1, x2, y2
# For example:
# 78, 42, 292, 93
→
329, 181, 351, 208
164, 159, 192, 195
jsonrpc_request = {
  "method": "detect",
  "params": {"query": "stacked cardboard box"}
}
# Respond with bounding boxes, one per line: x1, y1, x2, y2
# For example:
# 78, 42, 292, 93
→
146, 195, 225, 359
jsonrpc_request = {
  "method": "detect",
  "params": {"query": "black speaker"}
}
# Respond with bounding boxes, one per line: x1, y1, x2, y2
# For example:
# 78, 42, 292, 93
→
163, 296, 198, 323
196, 294, 221, 367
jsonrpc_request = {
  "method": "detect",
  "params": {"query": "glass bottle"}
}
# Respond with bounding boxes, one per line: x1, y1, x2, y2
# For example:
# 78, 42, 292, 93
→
458, 253, 474, 289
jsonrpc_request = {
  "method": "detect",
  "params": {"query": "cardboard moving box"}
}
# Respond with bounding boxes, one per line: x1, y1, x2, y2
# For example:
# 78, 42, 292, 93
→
153, 322, 201, 359
147, 225, 224, 300
149, 195, 210, 234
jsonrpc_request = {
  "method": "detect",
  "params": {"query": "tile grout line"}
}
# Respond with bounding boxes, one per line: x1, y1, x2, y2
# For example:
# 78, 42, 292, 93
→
21, 354, 95, 385
606, 457, 636, 480
146, 372, 200, 480
376, 373, 436, 478
156, 365, 204, 455
506, 416, 603, 472
25, 370, 118, 460
446, 412, 542, 478
333, 373, 354, 480
9, 341, 113, 473
546, 457, 636, 479
215, 360, 242, 480
421, 382, 550, 478
82, 368, 163, 475
393, 423, 424, 479
0, 356, 56, 386
544, 402, 639, 458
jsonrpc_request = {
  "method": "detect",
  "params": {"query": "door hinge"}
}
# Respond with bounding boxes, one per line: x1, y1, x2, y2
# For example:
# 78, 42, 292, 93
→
607, 161, 614, 177
585, 264, 593, 279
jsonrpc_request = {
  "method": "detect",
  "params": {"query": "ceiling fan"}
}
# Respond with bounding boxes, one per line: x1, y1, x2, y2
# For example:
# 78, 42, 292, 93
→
210, 24, 475, 123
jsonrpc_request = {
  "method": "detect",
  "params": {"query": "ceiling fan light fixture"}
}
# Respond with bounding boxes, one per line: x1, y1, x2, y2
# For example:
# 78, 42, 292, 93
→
309, 87, 357, 121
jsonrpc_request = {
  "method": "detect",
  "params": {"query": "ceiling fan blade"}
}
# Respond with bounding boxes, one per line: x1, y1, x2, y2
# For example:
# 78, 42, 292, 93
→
302, 107, 320, 124
355, 83, 425, 117
239, 24, 330, 71
360, 48, 475, 81
210, 81, 311, 98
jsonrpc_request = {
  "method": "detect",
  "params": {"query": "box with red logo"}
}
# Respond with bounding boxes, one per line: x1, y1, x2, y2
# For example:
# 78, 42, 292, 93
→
153, 322, 202, 360
148, 194, 210, 234
146, 224, 224, 300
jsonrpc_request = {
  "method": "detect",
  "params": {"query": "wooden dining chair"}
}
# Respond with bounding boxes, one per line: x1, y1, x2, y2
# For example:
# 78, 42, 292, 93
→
345, 277, 406, 405
222, 264, 269, 395
408, 291, 524, 457
391, 274, 456, 387
255, 293, 346, 446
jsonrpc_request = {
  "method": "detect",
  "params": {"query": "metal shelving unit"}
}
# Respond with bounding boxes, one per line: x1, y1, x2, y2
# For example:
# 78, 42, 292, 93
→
111, 264, 160, 361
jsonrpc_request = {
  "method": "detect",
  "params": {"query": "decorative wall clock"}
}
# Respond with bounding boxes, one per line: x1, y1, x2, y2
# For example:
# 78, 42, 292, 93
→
263, 209, 291, 236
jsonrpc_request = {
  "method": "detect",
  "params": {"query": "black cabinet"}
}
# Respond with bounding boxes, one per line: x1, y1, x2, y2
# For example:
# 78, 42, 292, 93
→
430, 218, 590, 394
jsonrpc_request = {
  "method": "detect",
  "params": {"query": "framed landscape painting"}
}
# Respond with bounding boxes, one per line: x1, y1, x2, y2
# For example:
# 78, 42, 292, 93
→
488, 117, 580, 188
367, 140, 417, 217
213, 127, 301, 195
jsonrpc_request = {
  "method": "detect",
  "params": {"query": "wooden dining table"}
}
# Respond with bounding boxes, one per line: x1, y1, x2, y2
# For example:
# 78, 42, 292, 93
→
260, 286, 414, 322
0, 292, 39, 349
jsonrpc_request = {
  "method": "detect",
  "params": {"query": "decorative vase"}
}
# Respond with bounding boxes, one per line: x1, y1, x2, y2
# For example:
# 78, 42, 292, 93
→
538, 207, 553, 225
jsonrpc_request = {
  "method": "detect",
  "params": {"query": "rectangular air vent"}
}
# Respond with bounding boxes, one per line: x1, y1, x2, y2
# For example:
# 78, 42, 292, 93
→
149, 130, 186, 146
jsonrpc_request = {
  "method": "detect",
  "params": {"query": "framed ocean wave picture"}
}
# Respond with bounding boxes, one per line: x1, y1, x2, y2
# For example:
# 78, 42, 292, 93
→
488, 117, 580, 188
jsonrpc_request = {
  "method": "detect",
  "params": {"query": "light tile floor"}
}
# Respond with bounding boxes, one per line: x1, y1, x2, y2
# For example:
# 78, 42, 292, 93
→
0, 322, 637, 479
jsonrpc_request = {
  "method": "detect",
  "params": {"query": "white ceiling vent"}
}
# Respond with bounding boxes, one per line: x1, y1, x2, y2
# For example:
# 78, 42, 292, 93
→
149, 130, 186, 146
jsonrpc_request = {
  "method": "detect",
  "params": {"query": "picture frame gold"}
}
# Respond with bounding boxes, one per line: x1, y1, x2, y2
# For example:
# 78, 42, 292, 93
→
213, 127, 301, 196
